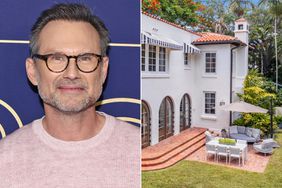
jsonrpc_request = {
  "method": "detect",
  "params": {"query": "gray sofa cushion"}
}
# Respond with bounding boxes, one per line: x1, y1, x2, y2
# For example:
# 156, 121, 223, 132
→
246, 127, 253, 137
229, 126, 238, 134
230, 133, 256, 142
252, 128, 260, 140
237, 126, 246, 134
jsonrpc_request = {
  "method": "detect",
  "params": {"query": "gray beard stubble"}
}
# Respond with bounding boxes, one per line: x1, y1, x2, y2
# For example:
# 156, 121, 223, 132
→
37, 80, 102, 114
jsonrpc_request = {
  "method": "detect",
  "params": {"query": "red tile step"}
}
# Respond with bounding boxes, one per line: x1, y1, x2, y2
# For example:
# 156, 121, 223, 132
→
142, 127, 207, 171
142, 133, 206, 166
142, 127, 206, 161
142, 137, 206, 171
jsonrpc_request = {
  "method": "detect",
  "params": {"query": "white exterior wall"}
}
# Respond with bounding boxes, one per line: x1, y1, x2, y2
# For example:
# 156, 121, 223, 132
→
192, 44, 232, 132
234, 19, 249, 93
142, 14, 248, 146
142, 15, 198, 145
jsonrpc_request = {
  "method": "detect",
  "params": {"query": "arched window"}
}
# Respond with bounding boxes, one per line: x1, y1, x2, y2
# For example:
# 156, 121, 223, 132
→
141, 100, 151, 148
159, 97, 174, 141
180, 94, 191, 132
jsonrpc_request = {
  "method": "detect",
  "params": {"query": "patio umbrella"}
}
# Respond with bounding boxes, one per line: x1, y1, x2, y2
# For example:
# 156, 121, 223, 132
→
219, 101, 268, 113
220, 101, 274, 138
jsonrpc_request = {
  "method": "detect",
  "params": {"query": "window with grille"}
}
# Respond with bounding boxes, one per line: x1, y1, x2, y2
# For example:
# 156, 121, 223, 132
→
142, 45, 168, 74
159, 47, 166, 72
184, 53, 192, 68
148, 45, 156, 72
205, 53, 216, 73
204, 92, 216, 114
142, 44, 145, 71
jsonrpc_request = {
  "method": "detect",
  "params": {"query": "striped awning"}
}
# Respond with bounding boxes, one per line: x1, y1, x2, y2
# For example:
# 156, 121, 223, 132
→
184, 43, 201, 54
141, 31, 183, 50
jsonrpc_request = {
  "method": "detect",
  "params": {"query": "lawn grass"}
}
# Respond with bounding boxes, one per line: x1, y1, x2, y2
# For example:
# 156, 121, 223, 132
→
142, 130, 282, 188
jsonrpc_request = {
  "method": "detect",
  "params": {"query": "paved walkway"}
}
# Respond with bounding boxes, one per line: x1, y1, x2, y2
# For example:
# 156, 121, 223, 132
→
185, 144, 271, 173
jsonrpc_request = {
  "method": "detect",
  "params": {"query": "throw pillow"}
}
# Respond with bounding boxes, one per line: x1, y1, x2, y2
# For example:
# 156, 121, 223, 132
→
252, 128, 260, 140
246, 128, 253, 137
237, 126, 246, 134
229, 126, 238, 134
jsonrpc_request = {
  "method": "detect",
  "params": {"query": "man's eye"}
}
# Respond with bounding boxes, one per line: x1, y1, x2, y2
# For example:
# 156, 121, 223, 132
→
51, 55, 65, 61
80, 55, 92, 61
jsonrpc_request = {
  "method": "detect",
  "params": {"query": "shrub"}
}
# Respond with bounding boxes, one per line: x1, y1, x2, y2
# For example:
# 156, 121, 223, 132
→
234, 70, 280, 137
275, 115, 282, 126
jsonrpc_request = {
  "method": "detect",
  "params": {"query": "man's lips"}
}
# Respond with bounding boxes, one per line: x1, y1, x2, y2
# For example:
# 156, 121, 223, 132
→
57, 85, 85, 92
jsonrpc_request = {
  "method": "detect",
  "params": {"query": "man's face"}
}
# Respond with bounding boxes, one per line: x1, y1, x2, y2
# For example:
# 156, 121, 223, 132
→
26, 20, 108, 113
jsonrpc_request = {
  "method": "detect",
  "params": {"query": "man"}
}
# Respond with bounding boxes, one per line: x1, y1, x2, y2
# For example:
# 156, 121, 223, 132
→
0, 3, 140, 187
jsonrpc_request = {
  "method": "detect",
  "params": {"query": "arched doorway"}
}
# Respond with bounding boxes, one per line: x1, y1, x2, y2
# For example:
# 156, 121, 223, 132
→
141, 100, 151, 148
180, 94, 191, 132
159, 97, 174, 142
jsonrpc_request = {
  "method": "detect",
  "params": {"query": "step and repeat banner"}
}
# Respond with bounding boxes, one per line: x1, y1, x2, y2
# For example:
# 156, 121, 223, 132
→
0, 0, 140, 139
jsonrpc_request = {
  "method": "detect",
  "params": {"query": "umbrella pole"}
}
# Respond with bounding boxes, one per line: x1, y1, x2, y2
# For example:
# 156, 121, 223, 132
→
270, 97, 273, 138
229, 111, 232, 127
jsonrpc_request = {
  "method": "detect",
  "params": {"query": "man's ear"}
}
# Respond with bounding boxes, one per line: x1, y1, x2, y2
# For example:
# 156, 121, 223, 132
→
101, 56, 109, 84
26, 58, 39, 86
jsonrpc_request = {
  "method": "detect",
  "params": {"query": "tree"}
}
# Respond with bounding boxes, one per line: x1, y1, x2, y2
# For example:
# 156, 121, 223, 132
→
142, 0, 161, 14
248, 11, 276, 76
197, 0, 253, 34
246, 1, 282, 86
229, 0, 255, 17
197, 0, 233, 34
142, 0, 205, 26
258, 0, 282, 90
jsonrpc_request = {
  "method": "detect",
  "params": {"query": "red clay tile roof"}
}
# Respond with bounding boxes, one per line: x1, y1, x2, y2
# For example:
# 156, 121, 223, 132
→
142, 11, 201, 36
142, 11, 246, 46
192, 32, 245, 45
235, 18, 247, 22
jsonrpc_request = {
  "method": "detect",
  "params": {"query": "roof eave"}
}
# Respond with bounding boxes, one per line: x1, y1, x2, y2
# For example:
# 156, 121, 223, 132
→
192, 40, 246, 46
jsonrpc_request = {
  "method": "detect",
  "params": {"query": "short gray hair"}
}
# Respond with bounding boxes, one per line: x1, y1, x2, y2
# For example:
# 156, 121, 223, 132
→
29, 3, 110, 56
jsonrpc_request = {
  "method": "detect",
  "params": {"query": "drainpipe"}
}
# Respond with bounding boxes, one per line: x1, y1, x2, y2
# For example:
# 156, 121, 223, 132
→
230, 45, 241, 126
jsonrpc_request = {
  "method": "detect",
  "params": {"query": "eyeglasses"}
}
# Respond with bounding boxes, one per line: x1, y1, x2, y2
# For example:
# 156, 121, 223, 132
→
32, 53, 103, 73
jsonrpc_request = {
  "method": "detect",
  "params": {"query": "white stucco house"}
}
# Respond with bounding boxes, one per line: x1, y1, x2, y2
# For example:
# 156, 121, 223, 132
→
141, 12, 249, 148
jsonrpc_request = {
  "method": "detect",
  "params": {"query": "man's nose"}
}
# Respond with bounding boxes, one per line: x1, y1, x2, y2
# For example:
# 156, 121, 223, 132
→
63, 58, 80, 79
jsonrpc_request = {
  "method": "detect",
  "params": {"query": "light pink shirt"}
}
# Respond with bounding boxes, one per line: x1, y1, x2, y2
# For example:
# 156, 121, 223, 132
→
0, 113, 140, 188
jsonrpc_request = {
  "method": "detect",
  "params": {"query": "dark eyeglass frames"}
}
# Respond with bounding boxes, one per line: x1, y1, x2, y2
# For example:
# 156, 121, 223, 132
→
32, 53, 103, 73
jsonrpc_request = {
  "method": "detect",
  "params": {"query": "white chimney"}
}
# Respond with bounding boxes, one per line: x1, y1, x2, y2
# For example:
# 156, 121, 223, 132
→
234, 18, 249, 45
233, 18, 249, 79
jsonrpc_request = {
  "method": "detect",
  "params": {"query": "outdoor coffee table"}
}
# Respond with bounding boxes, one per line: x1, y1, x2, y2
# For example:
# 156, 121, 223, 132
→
207, 139, 248, 165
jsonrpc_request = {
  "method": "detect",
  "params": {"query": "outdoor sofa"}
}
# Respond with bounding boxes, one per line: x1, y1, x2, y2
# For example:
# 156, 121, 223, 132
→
228, 126, 260, 143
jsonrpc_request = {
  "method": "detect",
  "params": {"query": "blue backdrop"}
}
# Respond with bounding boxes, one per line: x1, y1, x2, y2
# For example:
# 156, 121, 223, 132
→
0, 0, 140, 139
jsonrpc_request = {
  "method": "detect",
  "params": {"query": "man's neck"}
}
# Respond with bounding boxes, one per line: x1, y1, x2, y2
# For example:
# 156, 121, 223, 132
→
42, 105, 105, 141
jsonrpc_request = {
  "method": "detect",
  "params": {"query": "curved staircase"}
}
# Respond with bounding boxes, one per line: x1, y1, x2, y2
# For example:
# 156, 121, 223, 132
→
142, 127, 207, 171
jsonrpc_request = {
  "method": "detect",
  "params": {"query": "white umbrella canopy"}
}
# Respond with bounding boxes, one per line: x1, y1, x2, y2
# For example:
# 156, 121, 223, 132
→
219, 101, 268, 113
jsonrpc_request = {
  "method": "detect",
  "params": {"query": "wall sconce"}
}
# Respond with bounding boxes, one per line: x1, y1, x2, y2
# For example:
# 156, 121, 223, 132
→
219, 100, 225, 106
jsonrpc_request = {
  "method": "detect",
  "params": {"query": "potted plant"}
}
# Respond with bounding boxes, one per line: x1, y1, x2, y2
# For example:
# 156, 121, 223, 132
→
219, 138, 236, 145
